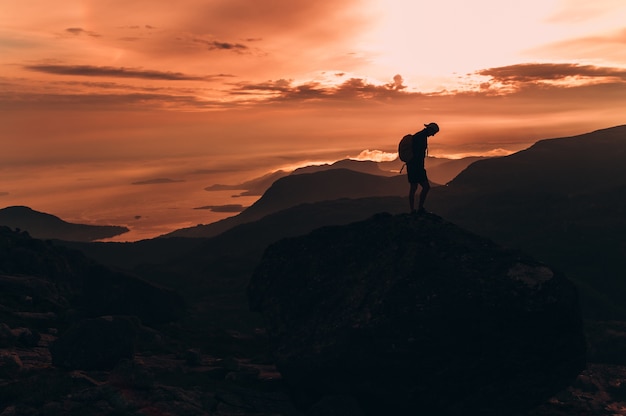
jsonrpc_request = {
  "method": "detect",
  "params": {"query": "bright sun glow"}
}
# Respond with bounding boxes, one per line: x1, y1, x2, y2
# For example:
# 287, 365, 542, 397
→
357, 0, 626, 91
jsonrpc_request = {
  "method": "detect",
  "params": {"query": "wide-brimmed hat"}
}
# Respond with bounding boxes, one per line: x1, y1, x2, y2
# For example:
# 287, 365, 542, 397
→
424, 122, 439, 133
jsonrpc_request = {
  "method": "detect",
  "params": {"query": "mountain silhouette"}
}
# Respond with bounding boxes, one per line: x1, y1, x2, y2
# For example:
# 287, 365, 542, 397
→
444, 125, 625, 193
428, 124, 626, 319
423, 156, 490, 184
204, 160, 393, 200
47, 197, 408, 340
184, 157, 485, 240
57, 125, 624, 310
131, 124, 626, 324
0, 226, 183, 327
292, 159, 395, 176
205, 156, 486, 199
205, 169, 289, 196
52, 197, 409, 332
0, 206, 129, 242
163, 169, 408, 238
57, 125, 626, 324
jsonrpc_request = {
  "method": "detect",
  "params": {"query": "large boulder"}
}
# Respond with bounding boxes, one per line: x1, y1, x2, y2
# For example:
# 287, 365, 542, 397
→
248, 213, 586, 415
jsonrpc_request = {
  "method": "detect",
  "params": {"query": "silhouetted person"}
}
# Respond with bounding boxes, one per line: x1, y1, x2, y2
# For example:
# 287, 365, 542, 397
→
407, 122, 439, 214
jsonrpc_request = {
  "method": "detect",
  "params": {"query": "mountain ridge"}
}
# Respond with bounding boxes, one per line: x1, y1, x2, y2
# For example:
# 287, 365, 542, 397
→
0, 206, 129, 242
162, 169, 409, 238
428, 124, 626, 318
445, 124, 626, 193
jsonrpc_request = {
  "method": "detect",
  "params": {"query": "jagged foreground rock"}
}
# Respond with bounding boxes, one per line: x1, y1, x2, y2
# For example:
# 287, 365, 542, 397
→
249, 213, 587, 415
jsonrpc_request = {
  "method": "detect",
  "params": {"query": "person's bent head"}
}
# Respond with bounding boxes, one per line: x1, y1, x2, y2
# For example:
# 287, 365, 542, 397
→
424, 122, 439, 136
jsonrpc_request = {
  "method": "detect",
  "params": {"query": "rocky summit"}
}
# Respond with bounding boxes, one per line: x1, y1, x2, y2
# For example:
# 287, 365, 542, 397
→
248, 212, 587, 416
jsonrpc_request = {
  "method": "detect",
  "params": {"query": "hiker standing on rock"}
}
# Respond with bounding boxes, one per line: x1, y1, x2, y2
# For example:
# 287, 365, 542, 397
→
398, 122, 439, 214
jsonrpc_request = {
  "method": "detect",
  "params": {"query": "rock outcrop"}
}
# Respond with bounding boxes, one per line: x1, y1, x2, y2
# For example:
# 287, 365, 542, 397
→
248, 212, 587, 415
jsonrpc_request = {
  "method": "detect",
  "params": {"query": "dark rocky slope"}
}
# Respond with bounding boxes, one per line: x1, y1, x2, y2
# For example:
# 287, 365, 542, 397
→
0, 226, 184, 328
428, 124, 626, 319
249, 212, 587, 415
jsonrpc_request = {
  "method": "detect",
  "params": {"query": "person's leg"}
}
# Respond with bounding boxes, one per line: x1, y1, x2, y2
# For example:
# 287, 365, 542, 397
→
409, 182, 418, 212
418, 179, 430, 211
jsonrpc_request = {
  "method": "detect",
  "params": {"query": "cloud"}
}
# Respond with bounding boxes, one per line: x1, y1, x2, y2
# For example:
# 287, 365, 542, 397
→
192, 38, 249, 52
484, 63, 626, 81
475, 63, 626, 89
441, 148, 516, 159
24, 64, 217, 81
16, 63, 621, 112
193, 204, 246, 213
118, 25, 156, 30
351, 149, 398, 162
65, 27, 101, 37
131, 178, 185, 185
76, 0, 370, 68
0, 91, 226, 111
9, 60, 626, 117
230, 75, 414, 102
389, 74, 407, 91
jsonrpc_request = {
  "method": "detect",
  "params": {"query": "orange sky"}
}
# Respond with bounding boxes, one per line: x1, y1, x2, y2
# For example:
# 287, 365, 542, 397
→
1, 0, 626, 240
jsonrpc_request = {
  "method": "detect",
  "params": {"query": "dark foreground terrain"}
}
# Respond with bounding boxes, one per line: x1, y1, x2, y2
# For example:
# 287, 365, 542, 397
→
1, 219, 626, 415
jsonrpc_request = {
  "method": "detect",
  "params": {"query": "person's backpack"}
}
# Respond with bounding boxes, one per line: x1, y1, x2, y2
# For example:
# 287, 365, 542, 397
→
398, 133, 428, 172
398, 134, 414, 162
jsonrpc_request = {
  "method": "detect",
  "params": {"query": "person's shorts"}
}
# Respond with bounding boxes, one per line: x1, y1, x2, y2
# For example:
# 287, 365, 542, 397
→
406, 162, 428, 184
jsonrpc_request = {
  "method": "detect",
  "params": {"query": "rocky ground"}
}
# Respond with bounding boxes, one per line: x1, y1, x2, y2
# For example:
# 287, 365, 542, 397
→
1, 324, 626, 415
530, 320, 626, 416
530, 363, 626, 416
0, 326, 299, 416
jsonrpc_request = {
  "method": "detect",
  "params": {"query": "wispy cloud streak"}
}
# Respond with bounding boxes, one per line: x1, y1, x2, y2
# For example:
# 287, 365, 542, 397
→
192, 38, 249, 52
24, 64, 218, 81
230, 75, 411, 102
478, 63, 626, 83
65, 27, 101, 37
